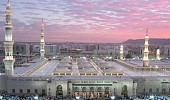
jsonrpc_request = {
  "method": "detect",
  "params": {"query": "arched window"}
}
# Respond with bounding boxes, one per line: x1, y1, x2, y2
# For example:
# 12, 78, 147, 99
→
89, 87, 94, 99
19, 89, 23, 93
121, 85, 128, 97
149, 88, 152, 92
56, 85, 63, 99
35, 89, 38, 93
104, 87, 110, 98
27, 89, 30, 93
57, 85, 62, 90
42, 89, 45, 95
162, 88, 166, 94
12, 89, 15, 93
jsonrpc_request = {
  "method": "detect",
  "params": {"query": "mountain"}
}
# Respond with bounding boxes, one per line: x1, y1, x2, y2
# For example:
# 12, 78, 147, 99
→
122, 38, 170, 45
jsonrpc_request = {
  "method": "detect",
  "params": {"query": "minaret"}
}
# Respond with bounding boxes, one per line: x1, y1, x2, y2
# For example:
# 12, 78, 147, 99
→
3, 0, 15, 76
156, 49, 160, 60
120, 45, 124, 60
143, 29, 149, 67
40, 18, 45, 58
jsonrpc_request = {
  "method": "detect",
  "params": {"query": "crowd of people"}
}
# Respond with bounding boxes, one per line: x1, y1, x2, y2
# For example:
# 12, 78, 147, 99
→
135, 94, 170, 100
0, 93, 51, 100
0, 93, 170, 100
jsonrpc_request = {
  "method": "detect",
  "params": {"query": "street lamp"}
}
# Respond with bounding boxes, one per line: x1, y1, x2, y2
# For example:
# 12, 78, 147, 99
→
155, 66, 158, 70
34, 95, 38, 100
0, 96, 3, 99
111, 96, 115, 100
150, 95, 154, 99
76, 96, 80, 100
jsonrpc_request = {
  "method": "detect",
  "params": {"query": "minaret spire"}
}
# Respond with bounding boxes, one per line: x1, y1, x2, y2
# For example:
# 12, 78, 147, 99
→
3, 0, 15, 76
120, 45, 124, 60
143, 29, 149, 67
7, 0, 10, 7
156, 48, 160, 60
40, 18, 45, 58
146, 28, 148, 36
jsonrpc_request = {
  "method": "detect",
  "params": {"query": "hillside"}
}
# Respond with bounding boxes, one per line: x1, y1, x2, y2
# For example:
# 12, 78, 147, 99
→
122, 38, 170, 45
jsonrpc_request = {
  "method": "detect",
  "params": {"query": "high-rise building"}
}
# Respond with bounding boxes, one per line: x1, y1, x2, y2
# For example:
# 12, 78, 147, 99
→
45, 44, 60, 56
3, 0, 15, 76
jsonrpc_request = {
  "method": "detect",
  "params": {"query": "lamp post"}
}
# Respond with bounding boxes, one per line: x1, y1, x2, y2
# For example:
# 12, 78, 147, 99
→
76, 96, 80, 100
0, 96, 3, 100
111, 96, 115, 100
155, 66, 158, 71
34, 95, 39, 100
150, 95, 154, 100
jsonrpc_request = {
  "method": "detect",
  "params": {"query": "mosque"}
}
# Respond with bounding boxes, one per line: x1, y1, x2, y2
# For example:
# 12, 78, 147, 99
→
0, 0, 170, 99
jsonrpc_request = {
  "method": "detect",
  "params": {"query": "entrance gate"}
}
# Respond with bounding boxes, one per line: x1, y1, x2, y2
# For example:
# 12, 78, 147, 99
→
104, 87, 110, 99
97, 87, 102, 98
56, 85, 63, 99
89, 87, 94, 99
82, 87, 87, 99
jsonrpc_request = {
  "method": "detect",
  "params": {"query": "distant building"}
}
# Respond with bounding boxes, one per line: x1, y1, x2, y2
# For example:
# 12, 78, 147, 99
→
32, 45, 40, 53
13, 43, 32, 55
85, 44, 96, 51
164, 45, 170, 58
45, 44, 60, 56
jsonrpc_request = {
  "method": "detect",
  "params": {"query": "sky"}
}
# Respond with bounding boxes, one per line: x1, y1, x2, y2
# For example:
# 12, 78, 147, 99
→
0, 0, 170, 43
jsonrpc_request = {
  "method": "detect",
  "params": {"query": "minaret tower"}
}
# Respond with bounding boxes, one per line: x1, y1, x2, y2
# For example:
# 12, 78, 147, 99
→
120, 45, 124, 60
143, 29, 149, 67
40, 18, 45, 58
156, 48, 160, 60
3, 0, 15, 76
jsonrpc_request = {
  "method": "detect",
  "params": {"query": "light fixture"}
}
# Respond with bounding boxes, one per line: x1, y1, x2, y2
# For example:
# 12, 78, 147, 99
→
150, 95, 154, 99
111, 96, 115, 99
0, 96, 3, 99
76, 96, 80, 100
34, 95, 38, 99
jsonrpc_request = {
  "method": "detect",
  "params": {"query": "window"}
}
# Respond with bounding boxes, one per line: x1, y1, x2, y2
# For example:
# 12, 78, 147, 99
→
156, 88, 159, 92
35, 89, 38, 93
149, 88, 152, 92
27, 89, 30, 93
42, 89, 45, 94
12, 89, 15, 93
19, 89, 23, 93
162, 88, 166, 94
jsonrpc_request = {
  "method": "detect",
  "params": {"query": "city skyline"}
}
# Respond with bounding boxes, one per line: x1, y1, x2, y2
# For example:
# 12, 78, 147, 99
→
1, 0, 170, 43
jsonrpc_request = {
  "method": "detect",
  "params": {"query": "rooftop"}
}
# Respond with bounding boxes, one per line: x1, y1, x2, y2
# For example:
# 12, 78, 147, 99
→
13, 56, 170, 78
